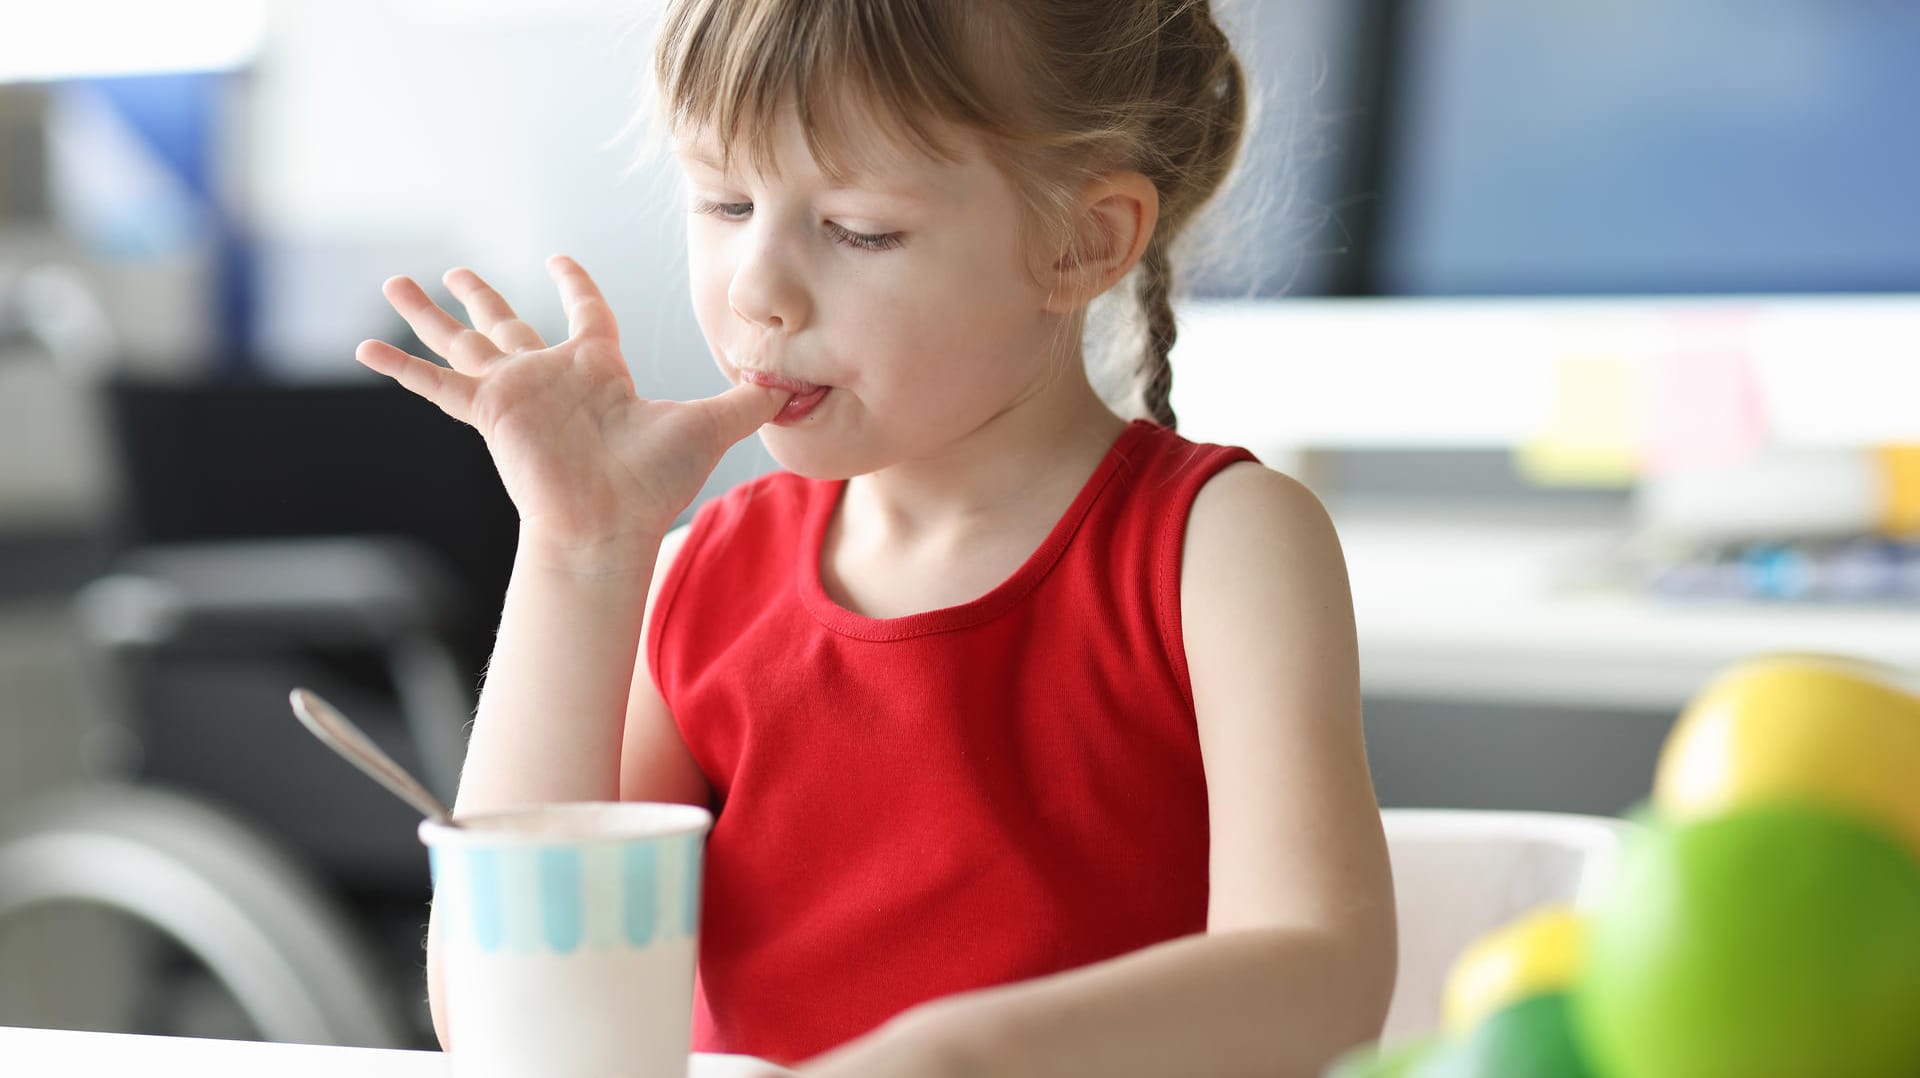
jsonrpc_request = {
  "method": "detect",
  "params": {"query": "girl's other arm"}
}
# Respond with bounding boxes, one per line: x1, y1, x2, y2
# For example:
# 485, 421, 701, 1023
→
803, 464, 1395, 1078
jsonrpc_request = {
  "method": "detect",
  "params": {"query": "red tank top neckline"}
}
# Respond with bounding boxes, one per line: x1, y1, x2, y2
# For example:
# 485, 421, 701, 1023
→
797, 419, 1155, 642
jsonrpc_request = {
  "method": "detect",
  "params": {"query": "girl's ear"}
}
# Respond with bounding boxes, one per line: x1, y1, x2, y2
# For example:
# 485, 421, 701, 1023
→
1044, 172, 1160, 313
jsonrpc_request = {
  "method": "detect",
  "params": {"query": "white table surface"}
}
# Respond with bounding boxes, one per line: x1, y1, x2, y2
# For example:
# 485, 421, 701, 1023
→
0, 1025, 784, 1077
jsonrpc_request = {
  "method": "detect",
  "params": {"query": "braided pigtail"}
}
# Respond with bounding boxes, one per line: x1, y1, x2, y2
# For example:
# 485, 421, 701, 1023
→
1129, 0, 1247, 430
1137, 239, 1179, 429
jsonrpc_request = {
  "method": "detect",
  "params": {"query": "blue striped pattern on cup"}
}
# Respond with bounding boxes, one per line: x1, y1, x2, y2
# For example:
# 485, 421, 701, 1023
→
430, 833, 705, 955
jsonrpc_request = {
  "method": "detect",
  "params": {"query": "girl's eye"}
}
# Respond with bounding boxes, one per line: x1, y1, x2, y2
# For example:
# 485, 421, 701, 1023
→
694, 199, 901, 252
821, 220, 902, 251
693, 198, 753, 221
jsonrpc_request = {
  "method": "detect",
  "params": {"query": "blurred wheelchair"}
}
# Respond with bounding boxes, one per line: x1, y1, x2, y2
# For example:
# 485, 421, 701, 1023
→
0, 375, 516, 1048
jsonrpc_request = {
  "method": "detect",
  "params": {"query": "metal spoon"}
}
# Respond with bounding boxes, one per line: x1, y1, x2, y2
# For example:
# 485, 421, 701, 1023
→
289, 687, 456, 827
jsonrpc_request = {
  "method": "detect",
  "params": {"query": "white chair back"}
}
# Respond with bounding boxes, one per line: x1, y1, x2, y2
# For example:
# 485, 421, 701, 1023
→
1379, 808, 1635, 1043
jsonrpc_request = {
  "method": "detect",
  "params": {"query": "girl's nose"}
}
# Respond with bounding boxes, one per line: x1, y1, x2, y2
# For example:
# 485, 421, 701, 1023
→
727, 230, 810, 334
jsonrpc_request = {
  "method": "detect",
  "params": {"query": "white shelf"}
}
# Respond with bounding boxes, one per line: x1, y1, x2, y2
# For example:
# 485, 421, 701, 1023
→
1339, 509, 1920, 711
1170, 295, 1920, 455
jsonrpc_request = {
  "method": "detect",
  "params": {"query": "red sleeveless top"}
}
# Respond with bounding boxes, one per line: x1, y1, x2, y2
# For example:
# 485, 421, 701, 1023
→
647, 419, 1257, 1063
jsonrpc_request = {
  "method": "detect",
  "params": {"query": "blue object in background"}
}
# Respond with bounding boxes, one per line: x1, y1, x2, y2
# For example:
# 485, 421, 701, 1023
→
1648, 536, 1920, 604
57, 72, 255, 370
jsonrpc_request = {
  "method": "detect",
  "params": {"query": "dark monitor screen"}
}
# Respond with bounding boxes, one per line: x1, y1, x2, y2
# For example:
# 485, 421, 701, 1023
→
1372, 1, 1920, 296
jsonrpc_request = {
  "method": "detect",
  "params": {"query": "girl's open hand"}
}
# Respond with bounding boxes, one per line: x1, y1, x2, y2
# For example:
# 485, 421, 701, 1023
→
355, 256, 788, 570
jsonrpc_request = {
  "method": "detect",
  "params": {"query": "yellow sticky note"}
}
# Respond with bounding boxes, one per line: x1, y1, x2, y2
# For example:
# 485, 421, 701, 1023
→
1516, 356, 1641, 488
1876, 445, 1920, 536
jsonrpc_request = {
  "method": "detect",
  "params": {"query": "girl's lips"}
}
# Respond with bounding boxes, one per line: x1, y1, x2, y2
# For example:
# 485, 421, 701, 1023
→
737, 368, 831, 425
737, 368, 819, 395
772, 383, 830, 425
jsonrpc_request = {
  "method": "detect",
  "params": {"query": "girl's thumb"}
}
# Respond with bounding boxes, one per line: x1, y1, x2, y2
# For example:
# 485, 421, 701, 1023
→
694, 381, 793, 446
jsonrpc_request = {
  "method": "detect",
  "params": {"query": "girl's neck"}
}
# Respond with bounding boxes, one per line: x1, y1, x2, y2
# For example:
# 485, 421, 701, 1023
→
842, 366, 1128, 548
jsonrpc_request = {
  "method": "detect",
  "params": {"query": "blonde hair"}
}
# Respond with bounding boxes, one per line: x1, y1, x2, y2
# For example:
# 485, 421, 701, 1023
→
654, 0, 1247, 430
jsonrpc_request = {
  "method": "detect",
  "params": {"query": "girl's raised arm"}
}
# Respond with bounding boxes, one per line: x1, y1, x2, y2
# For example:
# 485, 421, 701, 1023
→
357, 257, 787, 1048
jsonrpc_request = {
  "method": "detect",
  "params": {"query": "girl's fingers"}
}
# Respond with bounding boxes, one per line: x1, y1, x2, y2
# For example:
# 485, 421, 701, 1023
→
381, 275, 506, 374
443, 267, 547, 353
354, 338, 478, 425
546, 255, 619, 343
689, 381, 792, 449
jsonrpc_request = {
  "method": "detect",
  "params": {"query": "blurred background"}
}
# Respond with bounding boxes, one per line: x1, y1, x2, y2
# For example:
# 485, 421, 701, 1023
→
1, 0, 1918, 1053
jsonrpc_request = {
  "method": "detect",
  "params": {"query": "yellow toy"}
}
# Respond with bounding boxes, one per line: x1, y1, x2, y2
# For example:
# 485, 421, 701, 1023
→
1654, 653, 1920, 856
1440, 903, 1584, 1034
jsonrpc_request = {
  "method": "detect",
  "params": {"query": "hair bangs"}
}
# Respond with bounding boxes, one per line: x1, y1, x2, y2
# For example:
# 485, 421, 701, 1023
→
654, 0, 1005, 180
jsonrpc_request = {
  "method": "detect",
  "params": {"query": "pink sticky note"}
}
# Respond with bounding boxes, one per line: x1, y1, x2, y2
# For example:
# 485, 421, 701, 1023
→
1646, 328, 1770, 475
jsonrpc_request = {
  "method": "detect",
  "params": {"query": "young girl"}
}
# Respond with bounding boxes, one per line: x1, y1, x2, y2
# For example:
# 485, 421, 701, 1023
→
359, 1, 1396, 1073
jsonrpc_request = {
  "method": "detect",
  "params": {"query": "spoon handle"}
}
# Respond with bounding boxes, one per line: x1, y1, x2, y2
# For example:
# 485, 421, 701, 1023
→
289, 687, 455, 826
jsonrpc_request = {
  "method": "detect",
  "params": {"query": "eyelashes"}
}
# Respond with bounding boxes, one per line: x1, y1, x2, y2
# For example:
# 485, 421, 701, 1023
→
690, 199, 905, 252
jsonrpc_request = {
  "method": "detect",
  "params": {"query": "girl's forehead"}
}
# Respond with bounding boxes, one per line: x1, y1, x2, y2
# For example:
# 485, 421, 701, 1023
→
672, 114, 979, 196
670, 84, 983, 180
